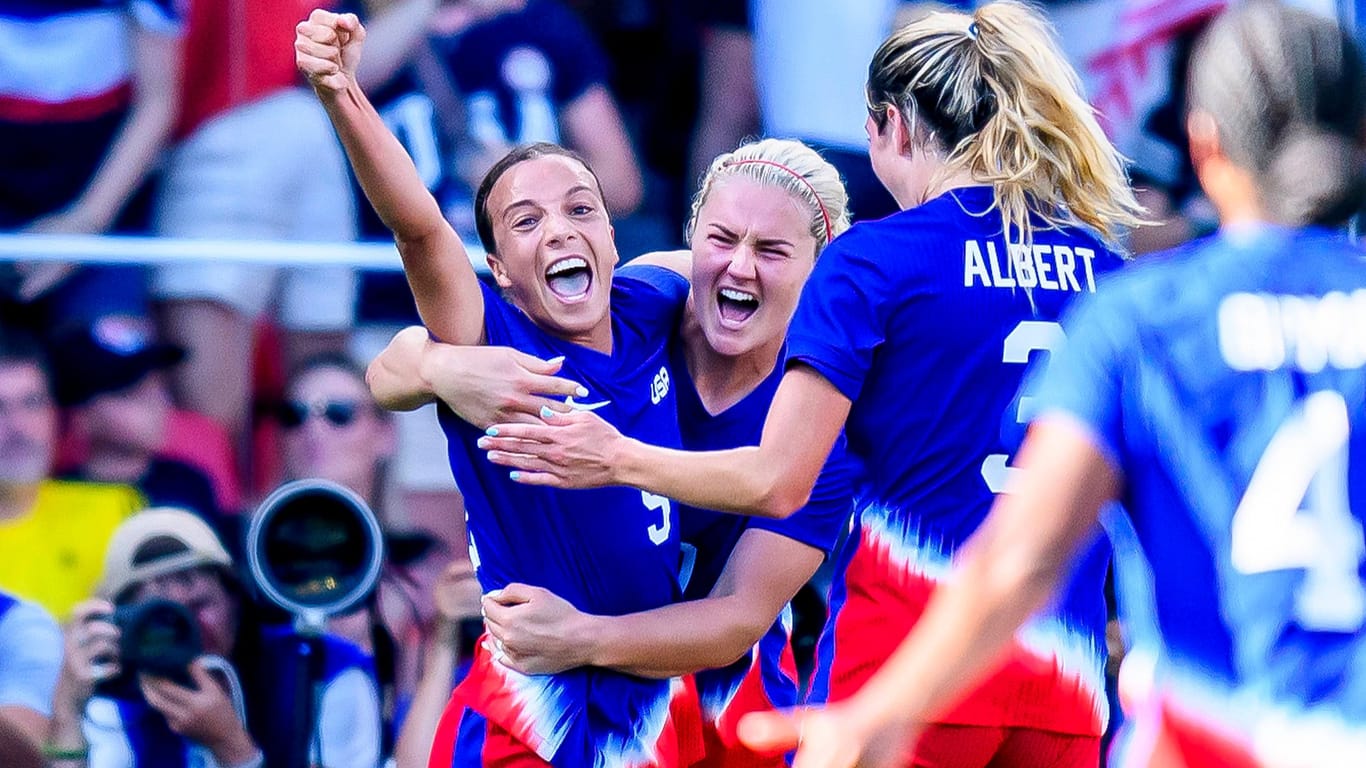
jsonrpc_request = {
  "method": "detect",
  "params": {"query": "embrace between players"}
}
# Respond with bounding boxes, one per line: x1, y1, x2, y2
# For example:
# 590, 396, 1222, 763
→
297, 2, 1366, 767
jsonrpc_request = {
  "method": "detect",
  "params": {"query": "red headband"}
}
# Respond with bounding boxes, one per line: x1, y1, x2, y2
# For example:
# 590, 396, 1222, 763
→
724, 159, 835, 244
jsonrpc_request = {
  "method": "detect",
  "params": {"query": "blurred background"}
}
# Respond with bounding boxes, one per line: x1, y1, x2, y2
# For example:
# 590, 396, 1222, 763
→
0, 1, 1359, 766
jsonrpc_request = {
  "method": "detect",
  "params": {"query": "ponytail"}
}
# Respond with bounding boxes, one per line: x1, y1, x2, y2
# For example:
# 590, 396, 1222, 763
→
968, 2, 1146, 245
867, 1, 1146, 247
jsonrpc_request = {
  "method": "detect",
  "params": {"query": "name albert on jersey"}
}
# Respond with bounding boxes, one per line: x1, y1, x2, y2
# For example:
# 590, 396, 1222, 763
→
963, 239, 1101, 292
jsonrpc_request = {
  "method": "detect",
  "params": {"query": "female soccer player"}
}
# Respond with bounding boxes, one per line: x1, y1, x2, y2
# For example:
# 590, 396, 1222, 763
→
479, 3, 1145, 765
741, 4, 1366, 767
296, 10, 699, 767
472, 139, 860, 768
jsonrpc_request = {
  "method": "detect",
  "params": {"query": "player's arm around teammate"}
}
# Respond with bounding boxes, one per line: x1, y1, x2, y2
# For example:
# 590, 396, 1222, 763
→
366, 326, 584, 420
480, 368, 846, 519
483, 527, 822, 676
364, 249, 693, 418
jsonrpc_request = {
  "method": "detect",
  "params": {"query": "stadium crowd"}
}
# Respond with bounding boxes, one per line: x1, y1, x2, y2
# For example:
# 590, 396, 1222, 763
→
0, 0, 1362, 767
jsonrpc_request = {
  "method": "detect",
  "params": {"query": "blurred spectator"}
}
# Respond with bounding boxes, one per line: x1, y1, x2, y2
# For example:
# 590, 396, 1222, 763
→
0, 590, 60, 768
0, 0, 182, 334
366, 0, 642, 226
1124, 21, 1219, 254
391, 559, 481, 768
686, 0, 759, 195
149, 0, 362, 464
278, 353, 445, 735
0, 326, 142, 622
50, 317, 224, 536
553, 0, 706, 251
279, 354, 396, 508
751, 0, 958, 222
48, 508, 382, 768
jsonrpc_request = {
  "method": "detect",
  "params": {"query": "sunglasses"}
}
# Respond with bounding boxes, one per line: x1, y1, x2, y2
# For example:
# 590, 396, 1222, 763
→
276, 399, 361, 429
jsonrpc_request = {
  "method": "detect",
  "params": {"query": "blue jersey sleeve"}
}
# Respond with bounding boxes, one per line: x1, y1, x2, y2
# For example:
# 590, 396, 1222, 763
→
786, 230, 893, 402
1033, 288, 1132, 466
748, 431, 856, 556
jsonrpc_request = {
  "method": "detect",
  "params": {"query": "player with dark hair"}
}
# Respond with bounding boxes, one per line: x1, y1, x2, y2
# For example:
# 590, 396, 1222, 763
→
297, 9, 701, 766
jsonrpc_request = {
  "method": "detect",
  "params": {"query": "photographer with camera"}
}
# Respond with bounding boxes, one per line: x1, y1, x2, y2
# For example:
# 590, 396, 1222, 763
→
47, 508, 382, 768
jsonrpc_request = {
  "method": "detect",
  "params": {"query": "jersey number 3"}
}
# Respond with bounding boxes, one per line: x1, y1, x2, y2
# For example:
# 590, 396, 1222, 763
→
1232, 390, 1365, 632
983, 321, 1067, 494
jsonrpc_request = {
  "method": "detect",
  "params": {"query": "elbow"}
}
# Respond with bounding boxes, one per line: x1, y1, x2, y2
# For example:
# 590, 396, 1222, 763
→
707, 614, 772, 670
364, 361, 398, 410
366, 359, 415, 412
754, 479, 809, 520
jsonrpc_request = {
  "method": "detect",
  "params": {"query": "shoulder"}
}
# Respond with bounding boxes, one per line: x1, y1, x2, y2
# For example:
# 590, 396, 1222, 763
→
1091, 236, 1218, 308
0, 597, 60, 648
611, 265, 690, 328
819, 207, 958, 276
320, 634, 376, 677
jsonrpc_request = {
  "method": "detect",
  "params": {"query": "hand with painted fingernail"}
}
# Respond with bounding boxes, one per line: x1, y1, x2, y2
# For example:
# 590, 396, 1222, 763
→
421, 344, 586, 428
479, 410, 632, 489
481, 584, 597, 674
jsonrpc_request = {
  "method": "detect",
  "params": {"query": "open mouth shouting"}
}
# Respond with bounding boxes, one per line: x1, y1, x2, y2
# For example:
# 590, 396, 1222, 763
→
545, 256, 593, 302
716, 286, 760, 326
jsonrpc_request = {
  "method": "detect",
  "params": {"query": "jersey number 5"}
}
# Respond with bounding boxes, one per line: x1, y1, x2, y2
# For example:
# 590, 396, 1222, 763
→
643, 491, 672, 545
983, 321, 1067, 494
1231, 390, 1365, 632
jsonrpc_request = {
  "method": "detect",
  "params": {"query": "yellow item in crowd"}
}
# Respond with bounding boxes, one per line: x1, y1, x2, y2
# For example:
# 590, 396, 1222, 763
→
0, 481, 143, 622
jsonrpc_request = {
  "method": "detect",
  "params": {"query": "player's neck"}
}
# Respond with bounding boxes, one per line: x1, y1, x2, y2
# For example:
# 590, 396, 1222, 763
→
680, 314, 782, 416
0, 481, 41, 522
560, 318, 613, 355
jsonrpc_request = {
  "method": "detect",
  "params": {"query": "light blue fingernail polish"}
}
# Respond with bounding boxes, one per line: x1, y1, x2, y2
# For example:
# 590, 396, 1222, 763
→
540, 406, 555, 419
509, 471, 521, 481
486, 426, 499, 437
575, 386, 589, 397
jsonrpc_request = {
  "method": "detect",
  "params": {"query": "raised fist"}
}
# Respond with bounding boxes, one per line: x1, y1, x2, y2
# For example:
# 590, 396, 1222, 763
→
295, 8, 366, 96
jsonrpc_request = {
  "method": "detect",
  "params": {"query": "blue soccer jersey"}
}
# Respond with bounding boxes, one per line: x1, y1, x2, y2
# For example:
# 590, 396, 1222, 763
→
1037, 225, 1366, 762
436, 267, 699, 767
791, 186, 1122, 735
670, 337, 857, 752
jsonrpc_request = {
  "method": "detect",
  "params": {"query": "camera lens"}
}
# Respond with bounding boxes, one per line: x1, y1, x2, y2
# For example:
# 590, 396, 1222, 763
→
263, 488, 371, 606
249, 480, 384, 619
114, 599, 201, 683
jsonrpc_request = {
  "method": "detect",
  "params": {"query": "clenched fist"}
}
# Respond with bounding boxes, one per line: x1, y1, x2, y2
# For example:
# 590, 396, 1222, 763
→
295, 8, 366, 96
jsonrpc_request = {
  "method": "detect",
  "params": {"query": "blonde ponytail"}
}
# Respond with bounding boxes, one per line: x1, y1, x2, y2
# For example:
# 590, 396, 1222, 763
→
868, 1, 1147, 247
